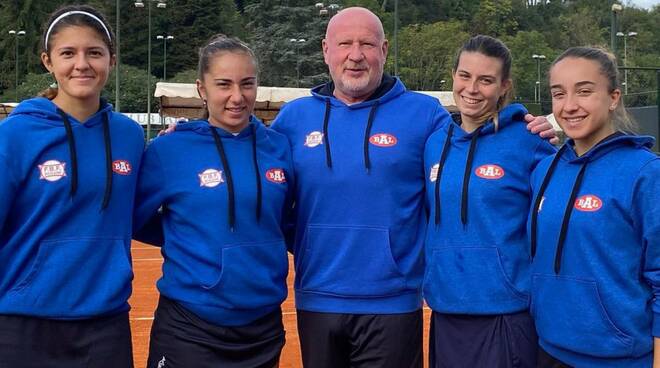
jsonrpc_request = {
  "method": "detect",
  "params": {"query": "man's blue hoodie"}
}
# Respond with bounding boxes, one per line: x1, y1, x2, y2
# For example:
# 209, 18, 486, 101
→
0, 97, 144, 318
133, 118, 294, 326
423, 104, 555, 314
271, 77, 449, 313
529, 134, 660, 367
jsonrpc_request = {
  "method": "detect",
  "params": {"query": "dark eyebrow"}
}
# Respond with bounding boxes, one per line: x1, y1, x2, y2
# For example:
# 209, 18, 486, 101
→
575, 81, 595, 88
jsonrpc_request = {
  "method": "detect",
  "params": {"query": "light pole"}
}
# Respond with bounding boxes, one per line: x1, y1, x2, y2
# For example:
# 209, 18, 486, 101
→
8, 30, 26, 102
532, 54, 546, 103
135, 0, 167, 141
156, 35, 174, 81
611, 3, 623, 52
289, 38, 306, 87
616, 31, 637, 95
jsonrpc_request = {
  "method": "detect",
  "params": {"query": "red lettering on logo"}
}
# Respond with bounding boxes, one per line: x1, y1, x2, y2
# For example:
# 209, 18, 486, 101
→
369, 133, 397, 147
265, 168, 286, 183
574, 195, 602, 212
475, 164, 505, 179
112, 160, 132, 175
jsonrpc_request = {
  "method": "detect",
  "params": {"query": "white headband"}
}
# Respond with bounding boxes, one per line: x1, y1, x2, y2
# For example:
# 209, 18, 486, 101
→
44, 11, 112, 50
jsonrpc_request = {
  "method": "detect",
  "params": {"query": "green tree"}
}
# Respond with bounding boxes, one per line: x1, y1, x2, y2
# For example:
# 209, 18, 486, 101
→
472, 0, 518, 37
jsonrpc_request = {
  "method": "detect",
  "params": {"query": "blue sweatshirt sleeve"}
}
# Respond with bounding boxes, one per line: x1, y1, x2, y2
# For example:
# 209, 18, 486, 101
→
0, 154, 17, 230
633, 158, 660, 336
133, 143, 169, 245
428, 102, 450, 136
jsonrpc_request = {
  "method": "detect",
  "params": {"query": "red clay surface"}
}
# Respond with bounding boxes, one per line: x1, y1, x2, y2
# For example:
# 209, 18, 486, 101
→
129, 241, 431, 368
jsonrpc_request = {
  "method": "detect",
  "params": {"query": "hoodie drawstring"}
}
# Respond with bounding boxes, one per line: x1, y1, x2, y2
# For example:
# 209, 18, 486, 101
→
553, 162, 587, 274
434, 124, 455, 225
530, 145, 567, 259
460, 126, 483, 226
57, 109, 113, 210
211, 128, 236, 231
57, 109, 78, 197
322, 99, 332, 168
251, 124, 262, 222
363, 101, 380, 171
101, 113, 113, 210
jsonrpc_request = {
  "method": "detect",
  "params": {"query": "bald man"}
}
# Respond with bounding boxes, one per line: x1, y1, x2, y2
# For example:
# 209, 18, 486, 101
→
272, 7, 554, 367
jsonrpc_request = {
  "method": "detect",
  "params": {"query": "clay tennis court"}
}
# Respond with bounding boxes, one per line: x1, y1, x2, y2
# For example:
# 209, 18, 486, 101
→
129, 241, 432, 368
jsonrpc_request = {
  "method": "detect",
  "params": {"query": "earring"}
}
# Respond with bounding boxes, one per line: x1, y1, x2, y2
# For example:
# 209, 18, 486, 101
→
203, 100, 207, 107
49, 73, 58, 89
610, 104, 616, 110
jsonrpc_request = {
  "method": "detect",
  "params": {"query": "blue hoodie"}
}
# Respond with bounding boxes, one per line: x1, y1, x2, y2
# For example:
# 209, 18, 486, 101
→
528, 134, 660, 367
423, 104, 555, 314
271, 77, 449, 313
0, 97, 144, 318
133, 118, 294, 326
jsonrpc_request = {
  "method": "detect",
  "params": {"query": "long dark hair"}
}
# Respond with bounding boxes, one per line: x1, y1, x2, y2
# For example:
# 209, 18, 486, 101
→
39, 4, 115, 99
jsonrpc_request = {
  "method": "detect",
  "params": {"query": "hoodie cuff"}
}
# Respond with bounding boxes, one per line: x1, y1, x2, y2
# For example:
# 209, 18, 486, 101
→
653, 312, 660, 337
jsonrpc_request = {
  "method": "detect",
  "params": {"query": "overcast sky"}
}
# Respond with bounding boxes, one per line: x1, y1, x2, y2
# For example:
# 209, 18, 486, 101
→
628, 0, 659, 9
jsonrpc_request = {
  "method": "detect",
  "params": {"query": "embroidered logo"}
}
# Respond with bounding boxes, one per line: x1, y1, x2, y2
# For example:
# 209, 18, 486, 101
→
38, 160, 66, 182
157, 356, 166, 368
304, 131, 324, 147
574, 195, 602, 212
475, 164, 505, 179
265, 168, 286, 183
429, 163, 439, 182
369, 133, 397, 147
112, 160, 132, 175
198, 169, 224, 188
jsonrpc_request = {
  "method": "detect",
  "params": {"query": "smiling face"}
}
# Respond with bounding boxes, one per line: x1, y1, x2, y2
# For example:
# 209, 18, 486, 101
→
196, 51, 257, 133
550, 57, 619, 155
323, 8, 388, 104
41, 25, 114, 107
452, 51, 511, 131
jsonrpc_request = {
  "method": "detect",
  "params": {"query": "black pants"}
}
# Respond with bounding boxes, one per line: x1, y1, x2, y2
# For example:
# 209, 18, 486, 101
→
0, 312, 133, 368
297, 309, 423, 368
536, 348, 572, 368
147, 296, 285, 368
430, 311, 538, 368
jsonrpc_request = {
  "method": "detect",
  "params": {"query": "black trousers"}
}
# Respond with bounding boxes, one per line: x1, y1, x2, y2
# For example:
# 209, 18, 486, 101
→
0, 312, 133, 368
429, 311, 538, 368
146, 296, 285, 368
297, 309, 423, 368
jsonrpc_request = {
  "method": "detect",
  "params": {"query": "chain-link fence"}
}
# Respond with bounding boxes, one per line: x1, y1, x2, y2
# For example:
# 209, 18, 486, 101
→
620, 67, 659, 108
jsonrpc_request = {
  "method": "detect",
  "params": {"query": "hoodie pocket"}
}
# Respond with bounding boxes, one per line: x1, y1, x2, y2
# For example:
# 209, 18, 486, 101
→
297, 224, 406, 297
531, 274, 634, 358
10, 238, 132, 314
425, 246, 527, 306
203, 241, 288, 310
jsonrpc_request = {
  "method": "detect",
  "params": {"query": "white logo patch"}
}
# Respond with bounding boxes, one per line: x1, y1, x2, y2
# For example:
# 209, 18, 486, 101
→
38, 160, 67, 182
429, 163, 439, 182
157, 356, 166, 368
304, 131, 324, 147
198, 169, 224, 188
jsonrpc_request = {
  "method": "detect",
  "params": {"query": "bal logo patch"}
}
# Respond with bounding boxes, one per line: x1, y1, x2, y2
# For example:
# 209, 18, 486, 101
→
112, 160, 132, 175
475, 164, 505, 179
198, 169, 224, 188
574, 195, 602, 212
429, 163, 439, 182
304, 131, 324, 148
369, 133, 397, 147
265, 168, 286, 184
38, 160, 66, 182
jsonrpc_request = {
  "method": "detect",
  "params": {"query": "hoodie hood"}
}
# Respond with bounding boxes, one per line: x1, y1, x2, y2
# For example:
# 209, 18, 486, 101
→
9, 97, 113, 127
176, 115, 264, 138
310, 74, 405, 108
560, 133, 655, 163
448, 103, 528, 139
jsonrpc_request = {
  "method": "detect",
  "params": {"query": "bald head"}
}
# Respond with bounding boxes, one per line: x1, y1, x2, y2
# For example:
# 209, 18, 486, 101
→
326, 7, 385, 42
322, 7, 388, 104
